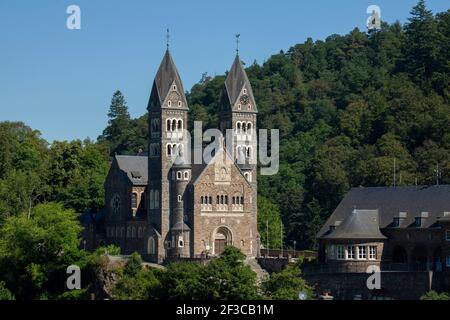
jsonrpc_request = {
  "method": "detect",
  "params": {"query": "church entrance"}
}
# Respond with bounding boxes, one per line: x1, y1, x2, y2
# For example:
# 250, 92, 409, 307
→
214, 226, 232, 255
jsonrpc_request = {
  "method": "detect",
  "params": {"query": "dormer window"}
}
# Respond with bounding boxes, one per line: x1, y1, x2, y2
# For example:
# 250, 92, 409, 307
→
238, 104, 241, 110
178, 101, 182, 107
177, 171, 182, 180
243, 88, 247, 94
168, 100, 172, 107
173, 85, 177, 91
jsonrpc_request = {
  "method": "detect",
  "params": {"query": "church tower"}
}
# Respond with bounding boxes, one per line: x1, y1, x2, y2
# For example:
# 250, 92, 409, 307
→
147, 49, 189, 261
219, 54, 258, 214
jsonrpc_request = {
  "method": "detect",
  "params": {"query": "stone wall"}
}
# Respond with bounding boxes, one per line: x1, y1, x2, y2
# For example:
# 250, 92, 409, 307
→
303, 271, 446, 300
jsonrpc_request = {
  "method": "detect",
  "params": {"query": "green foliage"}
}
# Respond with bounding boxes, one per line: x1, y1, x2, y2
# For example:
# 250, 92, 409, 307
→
0, 203, 86, 299
112, 247, 259, 300
113, 266, 161, 300
157, 262, 204, 300
0, 281, 15, 300
420, 290, 450, 300
262, 262, 313, 300
258, 197, 283, 249
200, 246, 259, 300
180, 1, 450, 249
124, 252, 143, 277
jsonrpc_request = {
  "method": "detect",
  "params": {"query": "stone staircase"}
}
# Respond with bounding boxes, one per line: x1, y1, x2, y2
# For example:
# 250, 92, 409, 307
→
245, 257, 269, 285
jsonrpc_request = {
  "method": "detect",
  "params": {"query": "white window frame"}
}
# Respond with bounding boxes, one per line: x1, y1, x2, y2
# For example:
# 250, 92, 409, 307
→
177, 195, 182, 202
347, 245, 355, 260
358, 246, 367, 260
369, 246, 377, 260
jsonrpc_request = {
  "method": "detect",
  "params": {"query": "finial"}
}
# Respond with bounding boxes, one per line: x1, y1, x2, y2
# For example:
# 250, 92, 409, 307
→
166, 28, 170, 50
235, 34, 240, 55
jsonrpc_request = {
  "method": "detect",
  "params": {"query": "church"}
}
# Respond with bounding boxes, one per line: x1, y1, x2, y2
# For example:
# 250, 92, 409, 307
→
83, 48, 260, 263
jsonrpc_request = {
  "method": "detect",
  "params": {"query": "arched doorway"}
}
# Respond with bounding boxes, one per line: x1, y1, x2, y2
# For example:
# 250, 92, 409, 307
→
214, 226, 232, 255
392, 245, 408, 263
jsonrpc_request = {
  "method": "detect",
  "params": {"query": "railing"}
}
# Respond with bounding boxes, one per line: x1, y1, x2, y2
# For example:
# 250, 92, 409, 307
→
259, 248, 317, 260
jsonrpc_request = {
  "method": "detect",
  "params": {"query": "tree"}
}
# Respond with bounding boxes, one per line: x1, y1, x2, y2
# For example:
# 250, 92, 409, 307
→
257, 197, 282, 249
0, 203, 85, 299
262, 261, 313, 300
0, 281, 14, 300
98, 90, 133, 155
124, 252, 143, 277
401, 0, 439, 86
201, 246, 259, 300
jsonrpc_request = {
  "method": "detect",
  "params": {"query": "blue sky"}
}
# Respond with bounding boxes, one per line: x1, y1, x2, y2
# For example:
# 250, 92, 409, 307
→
0, 0, 448, 143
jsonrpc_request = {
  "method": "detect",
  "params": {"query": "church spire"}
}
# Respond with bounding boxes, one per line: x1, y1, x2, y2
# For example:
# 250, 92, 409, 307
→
148, 48, 188, 111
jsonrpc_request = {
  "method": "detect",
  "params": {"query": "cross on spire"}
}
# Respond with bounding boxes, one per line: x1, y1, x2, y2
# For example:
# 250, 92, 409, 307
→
235, 34, 240, 55
166, 28, 170, 50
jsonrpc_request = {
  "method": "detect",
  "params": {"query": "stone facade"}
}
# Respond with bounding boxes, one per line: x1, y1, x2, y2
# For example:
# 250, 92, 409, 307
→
84, 50, 260, 263
311, 186, 450, 299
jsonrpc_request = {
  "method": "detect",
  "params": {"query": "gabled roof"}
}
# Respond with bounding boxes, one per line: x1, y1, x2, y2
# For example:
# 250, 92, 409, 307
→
321, 209, 386, 240
318, 185, 450, 238
115, 155, 148, 185
223, 55, 257, 110
148, 49, 187, 110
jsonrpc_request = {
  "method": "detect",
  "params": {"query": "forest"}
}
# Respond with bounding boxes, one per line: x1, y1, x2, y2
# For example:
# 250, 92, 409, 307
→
0, 0, 448, 299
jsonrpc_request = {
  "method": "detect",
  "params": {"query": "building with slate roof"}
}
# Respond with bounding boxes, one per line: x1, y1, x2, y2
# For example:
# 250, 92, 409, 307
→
84, 48, 259, 263
316, 185, 450, 276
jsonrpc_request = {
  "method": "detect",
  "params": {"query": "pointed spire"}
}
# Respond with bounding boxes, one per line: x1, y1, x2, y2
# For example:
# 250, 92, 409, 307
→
224, 54, 254, 108
148, 49, 187, 110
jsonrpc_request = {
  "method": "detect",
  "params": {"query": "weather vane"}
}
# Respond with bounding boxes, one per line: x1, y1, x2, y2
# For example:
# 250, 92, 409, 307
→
166, 28, 170, 49
235, 34, 240, 54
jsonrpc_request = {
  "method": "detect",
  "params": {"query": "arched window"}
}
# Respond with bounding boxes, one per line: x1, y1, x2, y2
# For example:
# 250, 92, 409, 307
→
168, 100, 172, 107
147, 237, 155, 254
178, 101, 182, 107
177, 195, 182, 202
131, 192, 138, 209
220, 195, 224, 204
177, 171, 182, 180
217, 195, 220, 204
242, 122, 247, 133
225, 195, 228, 205
232, 197, 236, 205
167, 144, 172, 156
247, 122, 252, 134
172, 119, 177, 132
247, 146, 252, 158
184, 171, 189, 180
166, 119, 171, 131
241, 196, 244, 205
237, 122, 241, 133
208, 196, 212, 204
178, 119, 183, 131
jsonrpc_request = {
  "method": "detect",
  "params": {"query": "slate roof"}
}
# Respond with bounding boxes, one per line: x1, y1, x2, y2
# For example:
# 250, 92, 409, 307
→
318, 185, 450, 239
115, 155, 148, 185
148, 49, 187, 109
321, 209, 386, 240
224, 55, 257, 110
